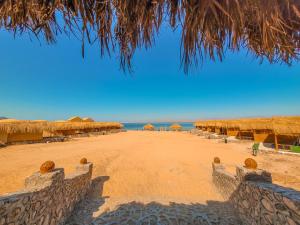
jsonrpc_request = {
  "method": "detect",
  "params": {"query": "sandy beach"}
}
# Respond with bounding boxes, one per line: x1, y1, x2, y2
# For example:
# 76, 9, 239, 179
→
0, 131, 300, 212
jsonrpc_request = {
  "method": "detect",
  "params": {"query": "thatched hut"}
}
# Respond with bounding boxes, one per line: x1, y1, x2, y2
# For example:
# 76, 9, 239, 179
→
238, 118, 273, 142
0, 120, 45, 144
272, 117, 300, 149
44, 121, 123, 137
195, 116, 300, 150
204, 120, 226, 134
0, 1, 299, 72
170, 123, 182, 131
67, 116, 83, 122
144, 124, 155, 131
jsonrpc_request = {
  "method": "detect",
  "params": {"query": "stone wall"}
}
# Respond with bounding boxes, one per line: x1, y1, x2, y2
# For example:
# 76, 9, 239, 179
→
0, 163, 93, 225
231, 181, 300, 225
212, 162, 300, 225
212, 163, 238, 199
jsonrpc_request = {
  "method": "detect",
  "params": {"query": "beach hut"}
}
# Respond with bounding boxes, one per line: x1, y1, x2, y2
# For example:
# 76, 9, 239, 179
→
272, 117, 300, 151
67, 116, 83, 122
238, 118, 273, 143
225, 120, 240, 137
45, 121, 124, 137
144, 124, 155, 131
82, 117, 94, 122
0, 120, 44, 144
170, 123, 182, 131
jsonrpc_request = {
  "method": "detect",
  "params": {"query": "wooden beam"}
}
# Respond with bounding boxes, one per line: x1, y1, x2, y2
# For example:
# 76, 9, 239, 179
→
275, 133, 279, 151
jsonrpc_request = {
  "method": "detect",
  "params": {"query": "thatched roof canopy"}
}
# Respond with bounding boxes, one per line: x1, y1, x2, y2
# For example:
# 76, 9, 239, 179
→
46, 121, 123, 131
0, 120, 123, 134
0, 120, 47, 134
1, 0, 300, 72
238, 118, 273, 130
194, 116, 300, 135
273, 116, 300, 135
144, 123, 155, 130
170, 123, 182, 131
67, 116, 83, 122
82, 117, 95, 122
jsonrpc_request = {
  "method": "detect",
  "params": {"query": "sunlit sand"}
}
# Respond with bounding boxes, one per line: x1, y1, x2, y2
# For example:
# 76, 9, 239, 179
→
1, 130, 299, 214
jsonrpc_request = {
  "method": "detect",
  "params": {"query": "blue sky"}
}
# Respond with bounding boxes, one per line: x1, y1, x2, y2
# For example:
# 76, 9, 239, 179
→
0, 24, 300, 122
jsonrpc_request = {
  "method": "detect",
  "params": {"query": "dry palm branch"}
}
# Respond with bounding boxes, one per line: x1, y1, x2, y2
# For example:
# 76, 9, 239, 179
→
0, 0, 300, 72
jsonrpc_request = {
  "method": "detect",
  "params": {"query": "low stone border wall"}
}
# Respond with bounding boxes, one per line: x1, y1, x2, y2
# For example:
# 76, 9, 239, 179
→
0, 162, 93, 225
212, 160, 300, 225
212, 163, 238, 199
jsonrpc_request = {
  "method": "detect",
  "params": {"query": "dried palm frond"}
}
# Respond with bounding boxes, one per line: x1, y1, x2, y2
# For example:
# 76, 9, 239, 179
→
0, 0, 299, 72
194, 116, 300, 135
0, 120, 123, 134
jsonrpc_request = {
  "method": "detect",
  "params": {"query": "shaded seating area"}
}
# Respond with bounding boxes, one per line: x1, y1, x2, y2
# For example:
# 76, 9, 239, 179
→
0, 118, 123, 145
194, 117, 300, 152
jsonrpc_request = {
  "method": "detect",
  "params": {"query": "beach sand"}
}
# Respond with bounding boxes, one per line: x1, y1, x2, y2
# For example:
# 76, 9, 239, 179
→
0, 131, 299, 212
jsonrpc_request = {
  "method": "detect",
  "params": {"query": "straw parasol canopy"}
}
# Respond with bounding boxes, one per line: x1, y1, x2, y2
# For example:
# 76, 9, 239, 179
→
144, 123, 155, 131
170, 123, 182, 131
1, 0, 299, 72
82, 117, 95, 122
67, 116, 83, 122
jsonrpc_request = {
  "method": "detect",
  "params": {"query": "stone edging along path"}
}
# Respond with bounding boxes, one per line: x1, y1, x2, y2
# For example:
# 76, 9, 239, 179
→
212, 160, 300, 225
0, 162, 93, 225
0, 157, 300, 225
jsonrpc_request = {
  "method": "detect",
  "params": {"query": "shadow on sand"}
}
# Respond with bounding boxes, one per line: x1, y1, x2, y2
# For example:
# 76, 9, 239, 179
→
66, 176, 240, 225
66, 176, 110, 225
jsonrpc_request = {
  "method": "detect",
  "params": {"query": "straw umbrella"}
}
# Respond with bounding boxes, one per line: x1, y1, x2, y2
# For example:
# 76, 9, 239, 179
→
144, 124, 155, 131
67, 116, 83, 122
0, 1, 299, 72
82, 117, 95, 122
170, 123, 182, 131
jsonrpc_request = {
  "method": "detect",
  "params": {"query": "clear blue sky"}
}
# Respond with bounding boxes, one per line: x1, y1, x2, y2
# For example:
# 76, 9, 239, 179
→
0, 24, 299, 122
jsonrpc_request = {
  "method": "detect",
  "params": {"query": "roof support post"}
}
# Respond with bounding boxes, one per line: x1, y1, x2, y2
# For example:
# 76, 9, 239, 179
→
275, 133, 279, 151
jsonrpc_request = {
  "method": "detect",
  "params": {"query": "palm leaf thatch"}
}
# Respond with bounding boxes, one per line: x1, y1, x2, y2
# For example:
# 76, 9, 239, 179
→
0, 120, 123, 134
67, 116, 83, 122
236, 118, 274, 130
170, 123, 182, 131
195, 116, 300, 135
82, 117, 95, 122
0, 0, 299, 72
45, 121, 123, 132
0, 120, 47, 134
273, 116, 300, 135
144, 123, 155, 130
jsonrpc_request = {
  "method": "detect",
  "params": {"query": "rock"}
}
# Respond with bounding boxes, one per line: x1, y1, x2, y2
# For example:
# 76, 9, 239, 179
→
261, 198, 274, 212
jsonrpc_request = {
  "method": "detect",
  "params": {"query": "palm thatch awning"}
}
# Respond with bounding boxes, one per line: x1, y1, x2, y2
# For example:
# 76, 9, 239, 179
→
170, 123, 182, 131
238, 118, 274, 130
144, 123, 155, 130
46, 121, 123, 131
67, 116, 83, 122
0, 120, 123, 134
273, 116, 300, 135
194, 116, 300, 135
1, 0, 300, 72
82, 117, 95, 122
0, 120, 47, 134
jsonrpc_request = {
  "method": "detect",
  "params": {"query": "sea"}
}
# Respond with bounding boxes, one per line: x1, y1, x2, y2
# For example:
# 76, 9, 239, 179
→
123, 122, 195, 131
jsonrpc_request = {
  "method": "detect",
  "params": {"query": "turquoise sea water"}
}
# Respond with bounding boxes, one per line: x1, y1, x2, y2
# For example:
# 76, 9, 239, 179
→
123, 122, 194, 131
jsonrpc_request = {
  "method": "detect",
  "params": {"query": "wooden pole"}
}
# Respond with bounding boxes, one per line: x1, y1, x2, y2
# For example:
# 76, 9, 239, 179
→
275, 133, 279, 151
